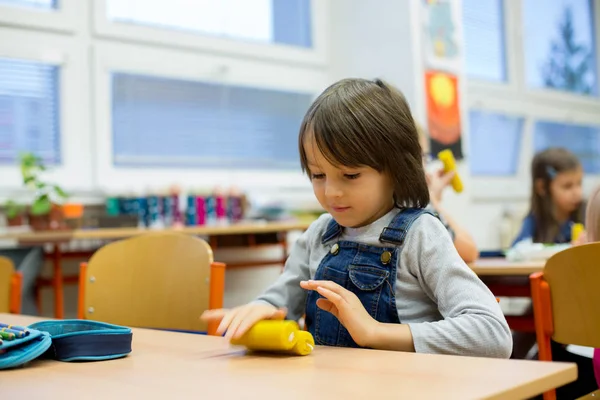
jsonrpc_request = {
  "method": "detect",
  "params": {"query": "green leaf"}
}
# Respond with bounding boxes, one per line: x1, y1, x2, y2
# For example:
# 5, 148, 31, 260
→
5, 201, 25, 219
53, 185, 68, 199
30, 197, 52, 216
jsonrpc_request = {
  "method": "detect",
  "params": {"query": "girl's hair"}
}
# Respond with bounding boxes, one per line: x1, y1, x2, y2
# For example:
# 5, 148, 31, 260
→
298, 78, 429, 208
529, 147, 585, 242
585, 185, 600, 242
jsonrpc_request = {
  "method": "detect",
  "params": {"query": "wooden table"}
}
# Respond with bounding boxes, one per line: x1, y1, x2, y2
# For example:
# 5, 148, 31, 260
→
0, 221, 312, 319
0, 314, 577, 399
469, 258, 546, 333
469, 258, 545, 276
0, 221, 312, 242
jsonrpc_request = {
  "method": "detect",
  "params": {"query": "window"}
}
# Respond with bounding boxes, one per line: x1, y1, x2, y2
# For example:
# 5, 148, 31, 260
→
0, 57, 61, 165
462, 0, 506, 82
468, 110, 524, 176
533, 121, 600, 173
106, 0, 312, 48
522, 0, 597, 96
0, 0, 56, 9
111, 73, 312, 169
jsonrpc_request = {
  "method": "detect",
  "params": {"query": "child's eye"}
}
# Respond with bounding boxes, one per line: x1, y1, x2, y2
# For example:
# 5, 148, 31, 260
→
311, 173, 325, 180
344, 173, 361, 180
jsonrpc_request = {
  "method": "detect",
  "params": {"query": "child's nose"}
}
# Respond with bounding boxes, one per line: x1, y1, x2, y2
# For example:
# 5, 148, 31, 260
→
325, 182, 343, 198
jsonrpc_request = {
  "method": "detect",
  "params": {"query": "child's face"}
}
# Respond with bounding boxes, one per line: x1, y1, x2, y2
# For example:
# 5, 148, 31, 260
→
548, 167, 584, 215
303, 138, 395, 228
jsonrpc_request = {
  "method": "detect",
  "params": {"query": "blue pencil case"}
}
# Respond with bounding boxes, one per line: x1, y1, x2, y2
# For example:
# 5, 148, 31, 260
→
0, 325, 52, 370
29, 319, 133, 362
0, 319, 132, 369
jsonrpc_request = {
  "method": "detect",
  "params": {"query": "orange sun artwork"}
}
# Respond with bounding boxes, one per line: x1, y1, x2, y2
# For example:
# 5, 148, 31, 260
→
425, 70, 463, 158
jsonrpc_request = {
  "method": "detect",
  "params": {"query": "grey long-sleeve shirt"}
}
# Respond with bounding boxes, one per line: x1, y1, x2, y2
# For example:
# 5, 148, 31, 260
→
256, 208, 512, 358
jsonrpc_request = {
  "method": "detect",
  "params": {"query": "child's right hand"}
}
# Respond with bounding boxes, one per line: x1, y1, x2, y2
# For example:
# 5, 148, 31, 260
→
426, 168, 455, 205
201, 304, 287, 340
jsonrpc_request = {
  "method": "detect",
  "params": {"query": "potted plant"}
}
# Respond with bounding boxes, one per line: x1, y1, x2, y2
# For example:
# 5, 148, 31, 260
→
19, 152, 69, 231
4, 200, 27, 226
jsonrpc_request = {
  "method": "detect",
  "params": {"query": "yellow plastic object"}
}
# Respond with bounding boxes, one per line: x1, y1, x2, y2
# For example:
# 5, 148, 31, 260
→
230, 320, 314, 356
571, 223, 584, 242
437, 149, 463, 193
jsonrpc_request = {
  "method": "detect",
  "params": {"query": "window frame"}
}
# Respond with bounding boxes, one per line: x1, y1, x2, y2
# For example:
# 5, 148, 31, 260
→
92, 0, 329, 68
0, 0, 85, 33
0, 27, 93, 192
466, 0, 600, 201
93, 41, 328, 192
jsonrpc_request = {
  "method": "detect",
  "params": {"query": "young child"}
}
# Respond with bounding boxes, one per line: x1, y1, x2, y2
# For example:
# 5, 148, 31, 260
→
511, 148, 585, 361
202, 78, 511, 358
416, 124, 479, 263
513, 148, 585, 246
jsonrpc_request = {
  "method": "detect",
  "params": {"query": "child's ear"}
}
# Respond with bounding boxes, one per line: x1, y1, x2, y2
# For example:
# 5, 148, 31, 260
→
534, 178, 546, 196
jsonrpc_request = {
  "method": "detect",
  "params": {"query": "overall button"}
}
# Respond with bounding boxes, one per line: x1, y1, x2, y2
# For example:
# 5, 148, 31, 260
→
381, 251, 392, 264
330, 243, 340, 255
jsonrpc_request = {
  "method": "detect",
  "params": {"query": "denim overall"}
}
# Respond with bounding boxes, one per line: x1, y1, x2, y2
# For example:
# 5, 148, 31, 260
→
305, 208, 433, 347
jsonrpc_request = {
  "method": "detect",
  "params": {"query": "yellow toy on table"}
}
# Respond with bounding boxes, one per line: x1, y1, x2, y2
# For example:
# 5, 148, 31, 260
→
230, 320, 315, 356
437, 149, 463, 193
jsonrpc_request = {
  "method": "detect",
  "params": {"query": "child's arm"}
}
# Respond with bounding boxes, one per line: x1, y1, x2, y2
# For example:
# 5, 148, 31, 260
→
395, 215, 512, 358
202, 215, 319, 338
426, 169, 479, 263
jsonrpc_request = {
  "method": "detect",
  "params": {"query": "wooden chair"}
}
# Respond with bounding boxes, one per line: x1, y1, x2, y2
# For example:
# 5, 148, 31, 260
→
0, 256, 22, 314
530, 242, 600, 400
77, 232, 225, 335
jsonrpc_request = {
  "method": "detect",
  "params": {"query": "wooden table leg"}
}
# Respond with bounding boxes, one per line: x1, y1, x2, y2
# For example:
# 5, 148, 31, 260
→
52, 244, 64, 319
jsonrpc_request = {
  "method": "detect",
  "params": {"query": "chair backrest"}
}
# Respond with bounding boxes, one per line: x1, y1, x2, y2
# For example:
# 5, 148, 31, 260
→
0, 256, 21, 314
0, 256, 14, 313
80, 232, 216, 332
543, 242, 600, 347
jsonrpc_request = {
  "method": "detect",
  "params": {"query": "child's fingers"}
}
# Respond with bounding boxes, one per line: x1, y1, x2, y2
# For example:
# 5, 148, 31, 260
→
300, 280, 311, 289
303, 280, 345, 296
217, 308, 240, 335
225, 306, 255, 340
233, 310, 270, 340
271, 307, 288, 320
316, 286, 343, 305
316, 298, 338, 318
440, 170, 455, 183
200, 308, 227, 322
301, 280, 342, 291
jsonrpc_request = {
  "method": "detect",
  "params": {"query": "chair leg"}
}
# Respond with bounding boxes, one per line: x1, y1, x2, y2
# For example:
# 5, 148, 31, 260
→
530, 272, 557, 400
207, 262, 226, 336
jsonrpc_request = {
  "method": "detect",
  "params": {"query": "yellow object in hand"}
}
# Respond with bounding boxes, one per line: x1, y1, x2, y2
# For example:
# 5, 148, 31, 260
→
230, 320, 315, 356
572, 223, 584, 242
437, 149, 463, 193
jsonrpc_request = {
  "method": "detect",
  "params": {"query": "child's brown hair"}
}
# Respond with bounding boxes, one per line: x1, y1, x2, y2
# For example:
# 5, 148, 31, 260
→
530, 147, 585, 242
298, 78, 429, 208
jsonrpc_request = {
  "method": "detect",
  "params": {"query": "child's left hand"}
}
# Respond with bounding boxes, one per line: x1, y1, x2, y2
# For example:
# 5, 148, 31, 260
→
300, 280, 378, 347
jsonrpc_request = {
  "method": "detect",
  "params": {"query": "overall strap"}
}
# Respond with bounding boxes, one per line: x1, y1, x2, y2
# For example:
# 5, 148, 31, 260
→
321, 217, 343, 244
378, 208, 435, 245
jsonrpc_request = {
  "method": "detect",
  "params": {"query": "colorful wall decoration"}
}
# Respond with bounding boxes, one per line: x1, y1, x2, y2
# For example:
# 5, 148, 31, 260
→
425, 70, 462, 158
421, 0, 463, 160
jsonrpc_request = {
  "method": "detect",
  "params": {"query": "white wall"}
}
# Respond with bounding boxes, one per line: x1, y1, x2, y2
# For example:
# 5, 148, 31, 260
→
329, 0, 600, 250
1, 0, 600, 251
